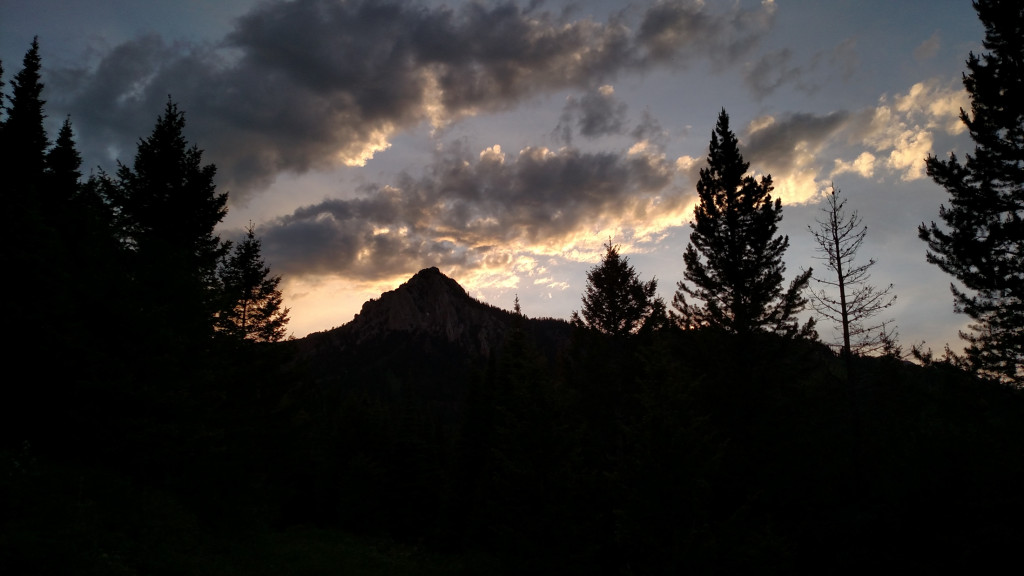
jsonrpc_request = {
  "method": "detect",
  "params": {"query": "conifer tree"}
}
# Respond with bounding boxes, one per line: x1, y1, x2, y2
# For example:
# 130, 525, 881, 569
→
1, 39, 54, 342
44, 116, 83, 202
107, 99, 229, 349
216, 223, 290, 343
0, 58, 6, 127
674, 109, 813, 337
918, 0, 1023, 384
572, 240, 666, 337
2, 37, 48, 187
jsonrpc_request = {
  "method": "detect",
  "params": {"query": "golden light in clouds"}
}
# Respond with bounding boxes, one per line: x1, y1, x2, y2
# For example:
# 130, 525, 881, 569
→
833, 151, 876, 179
337, 126, 394, 167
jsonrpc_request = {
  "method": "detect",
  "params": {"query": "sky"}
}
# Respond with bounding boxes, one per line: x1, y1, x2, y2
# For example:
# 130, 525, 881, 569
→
1, 0, 986, 353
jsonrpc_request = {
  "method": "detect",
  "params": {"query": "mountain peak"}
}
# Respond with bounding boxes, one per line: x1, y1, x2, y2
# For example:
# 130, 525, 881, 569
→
338, 267, 508, 355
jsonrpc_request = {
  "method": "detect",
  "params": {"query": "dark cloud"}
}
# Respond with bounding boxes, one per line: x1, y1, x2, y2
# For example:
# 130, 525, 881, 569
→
744, 48, 803, 99
47, 0, 776, 199
743, 111, 850, 173
262, 140, 681, 280
631, 108, 671, 148
636, 0, 776, 66
554, 85, 628, 145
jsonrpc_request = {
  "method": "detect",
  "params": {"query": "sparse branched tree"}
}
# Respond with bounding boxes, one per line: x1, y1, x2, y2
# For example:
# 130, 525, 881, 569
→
808, 184, 897, 361
572, 240, 666, 337
673, 109, 814, 338
216, 222, 290, 343
918, 0, 1023, 385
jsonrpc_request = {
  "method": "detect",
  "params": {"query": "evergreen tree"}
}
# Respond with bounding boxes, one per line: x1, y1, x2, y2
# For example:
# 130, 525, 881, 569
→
2, 37, 48, 188
674, 109, 813, 337
809, 184, 897, 361
1, 39, 54, 347
918, 0, 1023, 385
0, 58, 5, 127
107, 99, 229, 351
216, 222, 290, 343
571, 240, 666, 337
43, 116, 83, 202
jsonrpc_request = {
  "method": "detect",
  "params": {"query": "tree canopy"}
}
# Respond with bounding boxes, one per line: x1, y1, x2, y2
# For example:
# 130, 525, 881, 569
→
571, 240, 666, 337
919, 0, 1024, 385
674, 109, 813, 338
217, 222, 291, 343
106, 99, 230, 350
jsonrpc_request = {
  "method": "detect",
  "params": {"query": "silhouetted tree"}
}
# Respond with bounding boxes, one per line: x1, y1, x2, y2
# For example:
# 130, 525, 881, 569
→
919, 0, 1023, 385
106, 99, 229, 352
571, 240, 666, 337
674, 109, 814, 337
0, 59, 5, 127
43, 116, 82, 202
809, 184, 897, 360
216, 222, 290, 343
2, 37, 48, 190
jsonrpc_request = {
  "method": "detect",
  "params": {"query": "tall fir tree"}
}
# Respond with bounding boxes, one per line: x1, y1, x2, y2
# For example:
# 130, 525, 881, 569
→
0, 40, 53, 448
918, 0, 1023, 385
216, 222, 290, 343
571, 240, 666, 337
674, 109, 813, 337
1, 39, 53, 347
2, 37, 48, 189
107, 99, 229, 353
43, 116, 83, 203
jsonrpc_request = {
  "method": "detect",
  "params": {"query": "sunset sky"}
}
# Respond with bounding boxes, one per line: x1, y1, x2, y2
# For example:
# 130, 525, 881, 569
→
1, 0, 985, 352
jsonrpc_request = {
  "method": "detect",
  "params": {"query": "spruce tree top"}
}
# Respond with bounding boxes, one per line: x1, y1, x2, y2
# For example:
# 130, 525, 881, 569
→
116, 99, 228, 266
4, 37, 49, 183
572, 241, 665, 337
674, 109, 812, 336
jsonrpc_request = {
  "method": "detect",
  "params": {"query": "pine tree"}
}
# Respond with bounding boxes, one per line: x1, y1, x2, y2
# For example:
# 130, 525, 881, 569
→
107, 99, 229, 350
216, 222, 290, 343
809, 184, 897, 360
2, 37, 48, 187
918, 0, 1023, 385
1, 38, 54, 343
674, 109, 813, 337
44, 116, 83, 202
571, 240, 666, 337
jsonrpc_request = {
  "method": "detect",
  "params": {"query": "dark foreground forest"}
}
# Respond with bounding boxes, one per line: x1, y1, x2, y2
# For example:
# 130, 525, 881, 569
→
3, 267, 1024, 575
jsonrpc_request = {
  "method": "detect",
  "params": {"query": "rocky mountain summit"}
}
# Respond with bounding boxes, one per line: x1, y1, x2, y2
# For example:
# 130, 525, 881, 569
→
298, 267, 520, 359
342, 266, 513, 355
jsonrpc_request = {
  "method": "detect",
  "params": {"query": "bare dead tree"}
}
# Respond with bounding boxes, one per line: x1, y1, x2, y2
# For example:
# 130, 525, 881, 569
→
808, 184, 898, 361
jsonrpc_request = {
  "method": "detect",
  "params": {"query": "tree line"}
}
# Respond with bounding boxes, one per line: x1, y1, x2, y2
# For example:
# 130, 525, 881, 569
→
574, 0, 1022, 386
0, 38, 289, 453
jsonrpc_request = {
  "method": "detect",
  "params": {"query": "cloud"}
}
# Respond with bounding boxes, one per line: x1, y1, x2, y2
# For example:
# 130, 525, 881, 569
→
631, 107, 671, 148
744, 48, 803, 99
832, 151, 876, 179
914, 31, 941, 61
261, 139, 688, 283
743, 111, 850, 203
855, 79, 967, 180
554, 85, 628, 145
48, 0, 777, 199
720, 78, 967, 200
636, 0, 777, 66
